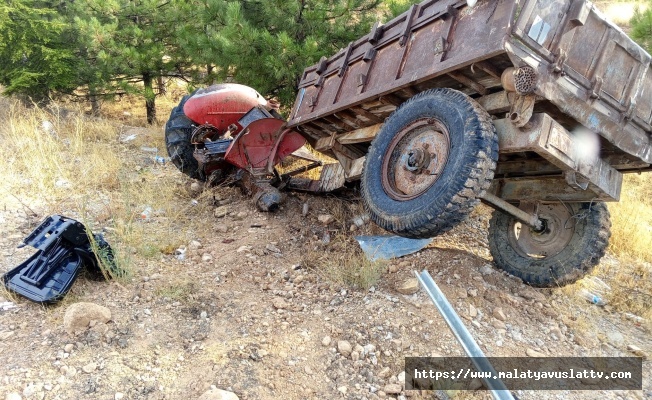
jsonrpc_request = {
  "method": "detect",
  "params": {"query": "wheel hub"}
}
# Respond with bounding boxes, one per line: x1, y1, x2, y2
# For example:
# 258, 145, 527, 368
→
381, 118, 451, 201
509, 203, 575, 258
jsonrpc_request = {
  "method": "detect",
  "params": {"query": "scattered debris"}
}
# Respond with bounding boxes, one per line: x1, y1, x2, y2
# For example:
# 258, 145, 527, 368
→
415, 270, 514, 397
2, 215, 119, 303
624, 313, 644, 324
355, 235, 433, 261
578, 288, 606, 306
351, 213, 370, 228
140, 206, 153, 220
119, 133, 137, 143
0, 301, 17, 311
175, 246, 187, 261
54, 178, 72, 189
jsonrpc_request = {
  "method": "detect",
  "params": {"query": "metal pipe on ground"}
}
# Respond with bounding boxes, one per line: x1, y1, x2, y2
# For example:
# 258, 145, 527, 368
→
415, 270, 515, 400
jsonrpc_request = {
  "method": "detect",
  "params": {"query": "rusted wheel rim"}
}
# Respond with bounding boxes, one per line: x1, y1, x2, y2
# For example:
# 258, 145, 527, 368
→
381, 118, 451, 201
508, 203, 575, 259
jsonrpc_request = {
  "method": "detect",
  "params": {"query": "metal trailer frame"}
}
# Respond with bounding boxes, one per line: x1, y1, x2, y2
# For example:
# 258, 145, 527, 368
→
287, 0, 652, 211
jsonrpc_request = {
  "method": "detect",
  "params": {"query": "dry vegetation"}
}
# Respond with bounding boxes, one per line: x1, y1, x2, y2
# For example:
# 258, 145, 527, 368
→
598, 174, 652, 320
0, 94, 213, 280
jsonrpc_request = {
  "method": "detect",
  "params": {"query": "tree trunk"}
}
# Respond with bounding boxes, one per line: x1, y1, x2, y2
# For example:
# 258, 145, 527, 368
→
157, 74, 166, 95
143, 72, 157, 124
89, 87, 101, 116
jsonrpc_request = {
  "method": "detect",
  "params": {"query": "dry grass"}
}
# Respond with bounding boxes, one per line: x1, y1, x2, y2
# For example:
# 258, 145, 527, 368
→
0, 95, 207, 281
575, 173, 652, 322
608, 173, 652, 262
303, 233, 387, 290
301, 197, 387, 290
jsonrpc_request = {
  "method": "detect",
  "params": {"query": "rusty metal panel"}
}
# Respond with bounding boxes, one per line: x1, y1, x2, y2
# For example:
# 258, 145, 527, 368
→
288, 0, 515, 128
506, 0, 652, 165
494, 113, 623, 200
489, 175, 620, 202
564, 11, 610, 80
634, 67, 652, 126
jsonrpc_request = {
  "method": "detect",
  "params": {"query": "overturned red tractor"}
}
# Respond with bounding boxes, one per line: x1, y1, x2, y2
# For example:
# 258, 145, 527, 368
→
166, 0, 652, 288
165, 84, 315, 211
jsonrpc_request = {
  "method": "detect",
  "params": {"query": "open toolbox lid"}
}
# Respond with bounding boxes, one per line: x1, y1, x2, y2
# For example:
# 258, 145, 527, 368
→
2, 215, 117, 304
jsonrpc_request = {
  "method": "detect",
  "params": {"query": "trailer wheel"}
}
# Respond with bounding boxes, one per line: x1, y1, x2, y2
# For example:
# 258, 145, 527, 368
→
488, 202, 611, 287
361, 88, 497, 238
165, 93, 204, 180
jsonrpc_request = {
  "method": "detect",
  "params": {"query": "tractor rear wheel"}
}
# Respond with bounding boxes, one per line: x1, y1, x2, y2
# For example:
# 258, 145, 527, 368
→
165, 93, 204, 180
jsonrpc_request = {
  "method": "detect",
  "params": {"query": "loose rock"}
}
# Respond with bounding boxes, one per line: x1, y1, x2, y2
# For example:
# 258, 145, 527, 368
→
198, 389, 239, 400
492, 307, 507, 322
82, 362, 97, 373
190, 182, 202, 193
63, 303, 111, 335
383, 383, 402, 394
479, 265, 494, 275
519, 289, 547, 302
469, 304, 478, 318
338, 340, 352, 357
526, 348, 546, 357
322, 336, 332, 347
396, 278, 419, 295
317, 214, 335, 225
214, 206, 228, 218
272, 298, 289, 310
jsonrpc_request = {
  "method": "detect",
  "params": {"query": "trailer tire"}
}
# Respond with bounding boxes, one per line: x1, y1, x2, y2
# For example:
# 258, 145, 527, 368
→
487, 202, 611, 287
165, 92, 204, 180
361, 88, 497, 238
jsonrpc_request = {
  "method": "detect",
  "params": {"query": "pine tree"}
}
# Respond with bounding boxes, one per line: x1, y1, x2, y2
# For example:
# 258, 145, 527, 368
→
183, 0, 409, 108
0, 0, 79, 104
73, 0, 193, 124
631, 5, 652, 54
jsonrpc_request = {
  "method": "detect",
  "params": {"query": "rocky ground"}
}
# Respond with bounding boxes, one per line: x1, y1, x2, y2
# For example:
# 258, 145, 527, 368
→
1, 172, 650, 400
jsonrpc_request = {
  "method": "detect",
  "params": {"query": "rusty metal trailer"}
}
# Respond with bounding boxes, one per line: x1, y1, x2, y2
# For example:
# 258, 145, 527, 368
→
284, 0, 652, 286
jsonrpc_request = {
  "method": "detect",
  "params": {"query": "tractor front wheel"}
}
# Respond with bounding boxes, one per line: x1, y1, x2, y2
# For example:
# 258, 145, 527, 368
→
165, 93, 204, 181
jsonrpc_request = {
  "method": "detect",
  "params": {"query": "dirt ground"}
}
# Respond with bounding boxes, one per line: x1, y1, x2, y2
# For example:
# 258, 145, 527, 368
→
1, 165, 650, 400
